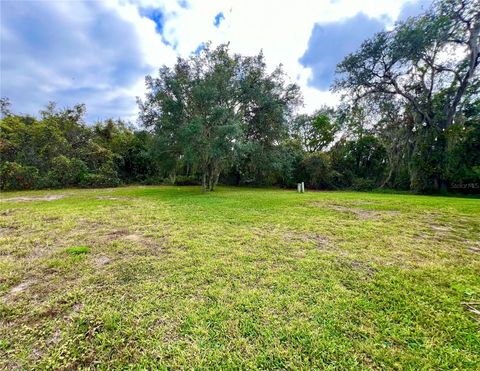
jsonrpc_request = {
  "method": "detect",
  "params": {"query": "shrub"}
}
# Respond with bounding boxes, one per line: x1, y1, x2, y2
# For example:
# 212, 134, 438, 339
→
47, 155, 88, 187
0, 161, 40, 190
351, 178, 376, 191
80, 173, 121, 188
141, 176, 164, 185
175, 175, 200, 186
80, 162, 121, 188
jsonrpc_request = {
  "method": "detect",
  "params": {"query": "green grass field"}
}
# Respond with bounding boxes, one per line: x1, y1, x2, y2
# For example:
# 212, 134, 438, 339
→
1, 186, 479, 369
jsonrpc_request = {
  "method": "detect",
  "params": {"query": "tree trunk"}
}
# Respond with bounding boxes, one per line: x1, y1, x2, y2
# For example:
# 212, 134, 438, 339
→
433, 176, 440, 192
202, 172, 207, 192
169, 170, 176, 185
213, 171, 220, 190
208, 171, 214, 191
381, 166, 393, 188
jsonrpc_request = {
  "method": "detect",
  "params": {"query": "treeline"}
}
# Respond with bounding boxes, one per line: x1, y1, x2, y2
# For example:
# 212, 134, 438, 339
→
1, 0, 479, 193
0, 98, 389, 191
0, 102, 156, 190
2, 95, 476, 193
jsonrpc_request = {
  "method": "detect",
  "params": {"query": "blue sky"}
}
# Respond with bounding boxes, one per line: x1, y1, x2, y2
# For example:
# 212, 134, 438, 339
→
0, 0, 431, 123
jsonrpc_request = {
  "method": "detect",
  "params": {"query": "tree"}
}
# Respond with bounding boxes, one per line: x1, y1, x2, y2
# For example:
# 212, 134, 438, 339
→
0, 97, 12, 118
140, 44, 242, 191
301, 152, 335, 189
334, 0, 480, 191
233, 54, 301, 184
139, 44, 301, 191
291, 107, 339, 152
329, 135, 388, 189
444, 98, 480, 187
0, 101, 131, 190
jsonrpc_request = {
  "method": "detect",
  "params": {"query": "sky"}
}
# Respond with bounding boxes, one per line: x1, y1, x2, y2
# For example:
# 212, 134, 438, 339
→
0, 0, 431, 123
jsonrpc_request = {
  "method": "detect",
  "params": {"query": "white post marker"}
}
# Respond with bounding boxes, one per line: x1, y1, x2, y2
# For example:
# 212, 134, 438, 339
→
301, 182, 305, 193
297, 183, 301, 193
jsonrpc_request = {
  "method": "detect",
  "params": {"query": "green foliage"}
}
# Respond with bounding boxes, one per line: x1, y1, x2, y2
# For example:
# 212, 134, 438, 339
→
268, 140, 305, 187
174, 175, 200, 186
139, 45, 243, 191
1, 1, 478, 194
292, 107, 339, 152
0, 103, 149, 190
80, 162, 121, 188
329, 135, 388, 189
47, 156, 88, 188
410, 129, 445, 193
301, 152, 335, 189
139, 44, 300, 191
445, 101, 480, 187
0, 161, 39, 190
334, 0, 480, 192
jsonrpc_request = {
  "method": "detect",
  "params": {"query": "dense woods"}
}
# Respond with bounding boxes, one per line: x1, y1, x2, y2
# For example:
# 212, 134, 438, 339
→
1, 0, 478, 193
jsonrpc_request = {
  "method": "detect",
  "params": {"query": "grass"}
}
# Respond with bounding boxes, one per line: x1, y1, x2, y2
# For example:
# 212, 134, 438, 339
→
0, 185, 479, 369
64, 246, 91, 255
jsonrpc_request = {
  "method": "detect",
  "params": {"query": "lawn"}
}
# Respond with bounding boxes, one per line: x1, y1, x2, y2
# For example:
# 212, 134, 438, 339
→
0, 186, 479, 369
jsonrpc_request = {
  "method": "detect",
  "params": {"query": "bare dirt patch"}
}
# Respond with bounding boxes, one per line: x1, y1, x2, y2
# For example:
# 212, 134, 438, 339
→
337, 258, 377, 278
122, 233, 165, 249
0, 195, 66, 203
350, 260, 376, 276
96, 196, 132, 201
283, 231, 331, 254
43, 216, 61, 222
124, 234, 143, 241
47, 329, 62, 346
104, 229, 130, 240
2, 278, 37, 302
328, 205, 400, 219
75, 219, 109, 232
0, 225, 18, 235
312, 202, 400, 219
427, 223, 459, 242
113, 233, 168, 258
314, 235, 330, 248
350, 201, 382, 205
468, 244, 480, 254
95, 255, 111, 268
0, 209, 16, 216
430, 224, 452, 233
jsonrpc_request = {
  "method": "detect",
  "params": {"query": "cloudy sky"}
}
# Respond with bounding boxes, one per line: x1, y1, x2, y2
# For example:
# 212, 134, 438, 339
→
0, 0, 431, 123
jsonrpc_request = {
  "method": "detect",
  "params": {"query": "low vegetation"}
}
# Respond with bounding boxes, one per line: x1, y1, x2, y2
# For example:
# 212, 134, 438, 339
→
1, 186, 479, 368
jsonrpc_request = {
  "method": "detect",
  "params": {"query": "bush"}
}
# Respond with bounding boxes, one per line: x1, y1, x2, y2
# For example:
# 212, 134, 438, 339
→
47, 155, 88, 187
329, 136, 387, 189
351, 178, 376, 191
141, 176, 164, 185
80, 162, 121, 188
0, 161, 40, 190
80, 173, 121, 188
175, 175, 200, 186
